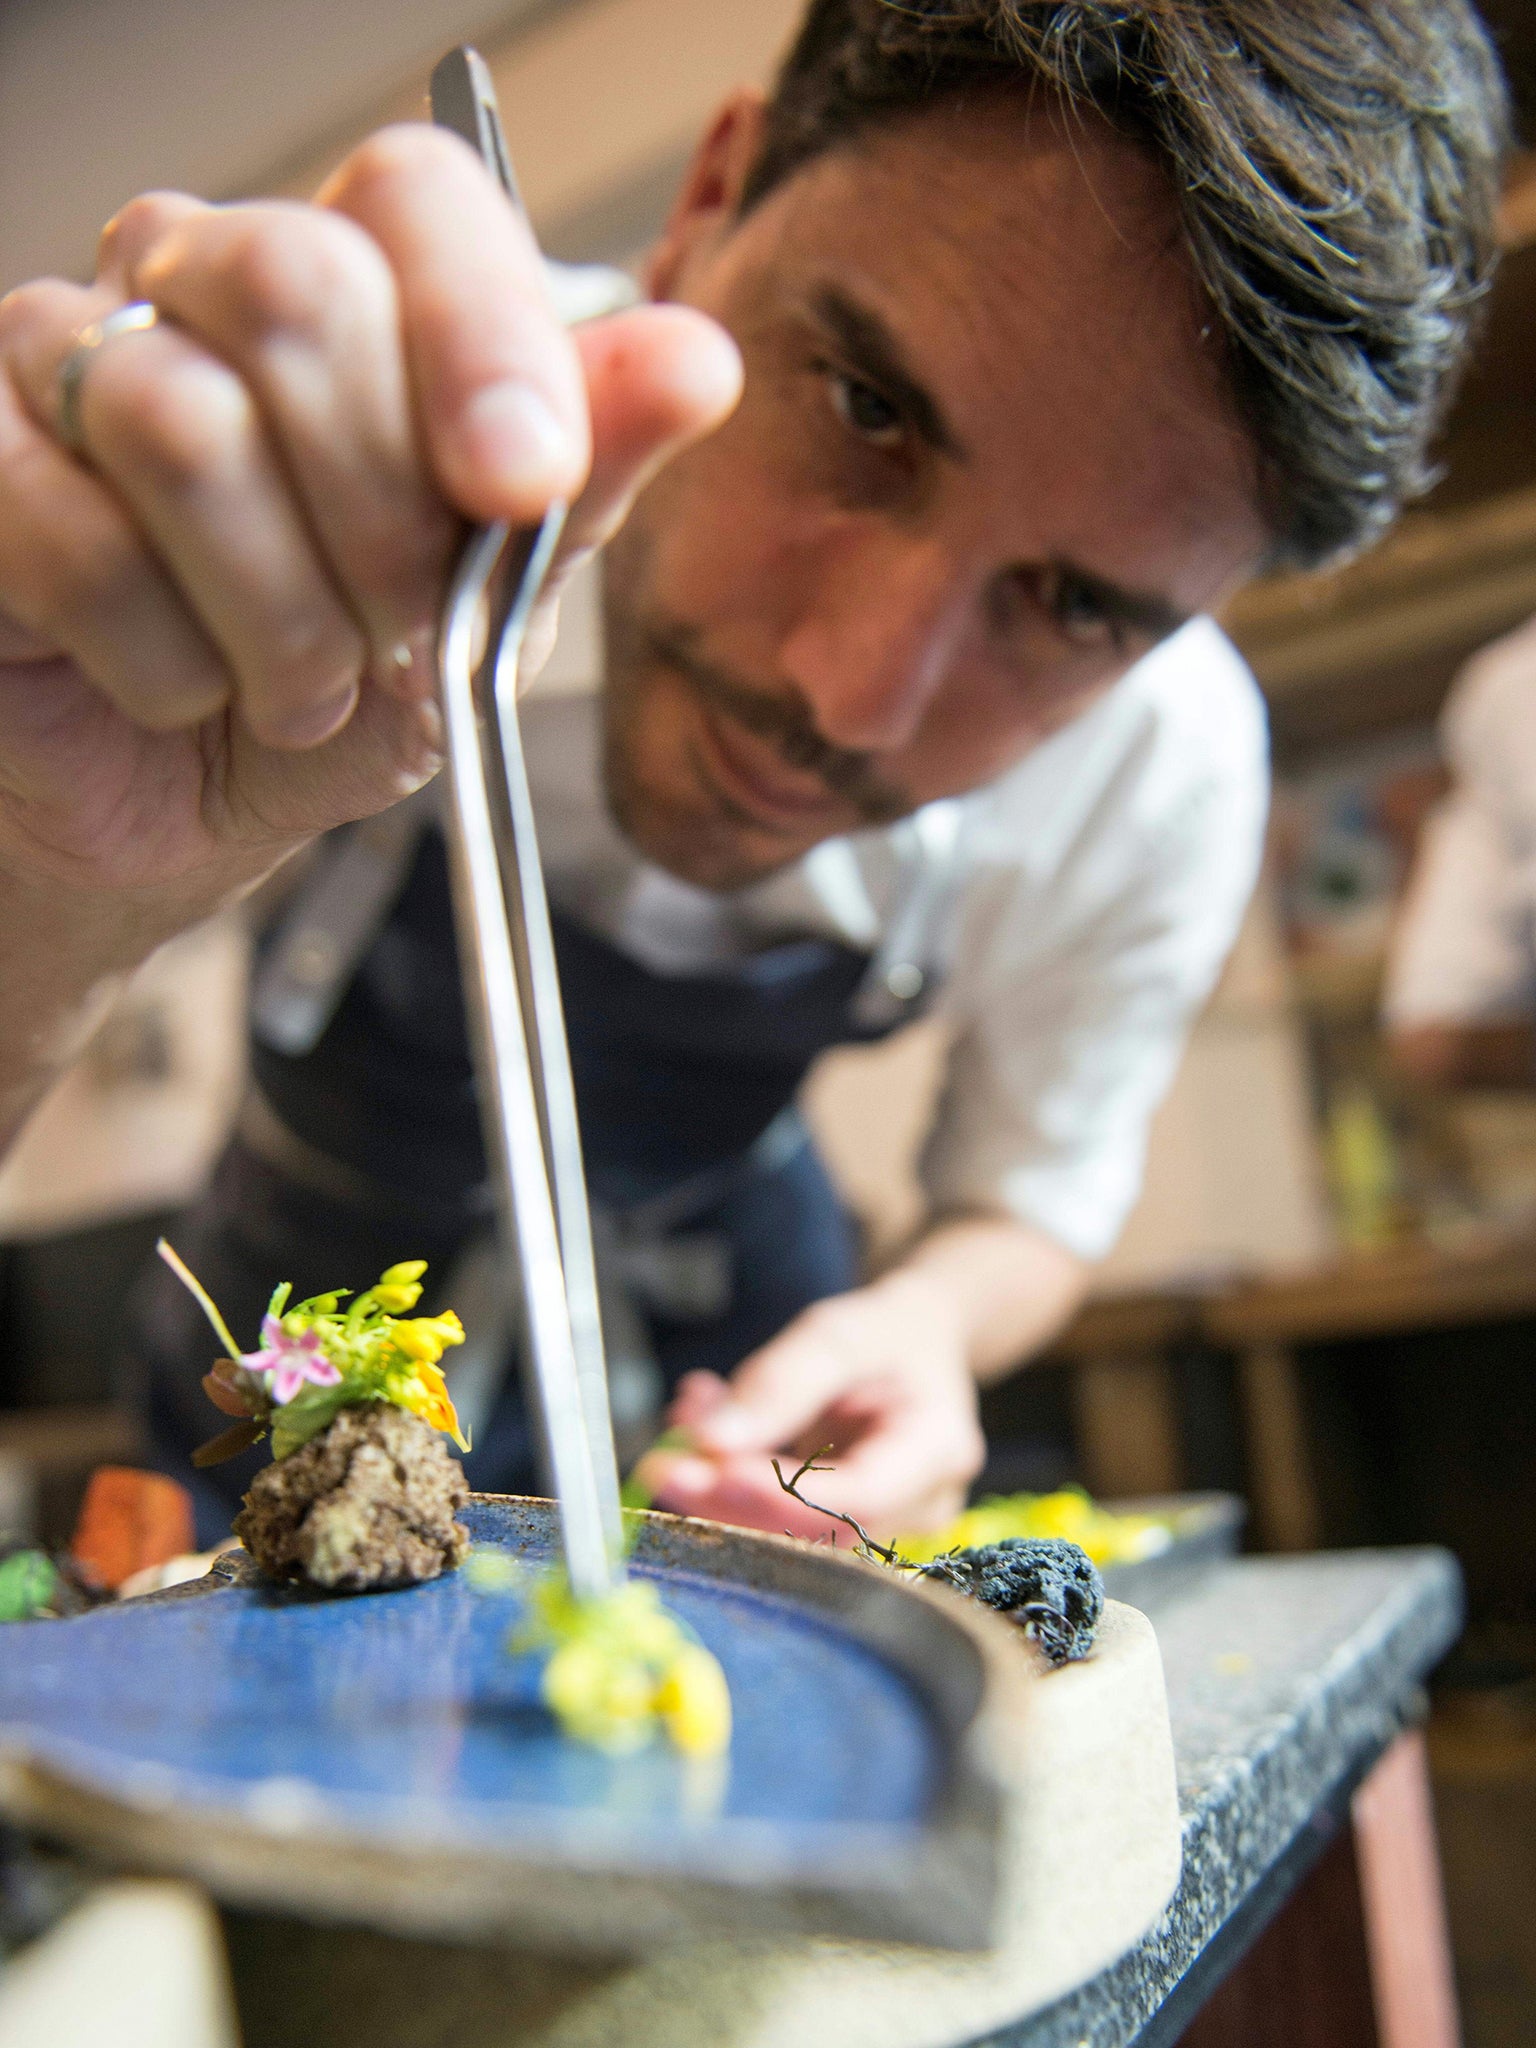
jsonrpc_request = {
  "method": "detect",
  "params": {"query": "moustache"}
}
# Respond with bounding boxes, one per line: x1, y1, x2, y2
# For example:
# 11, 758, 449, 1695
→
646, 623, 913, 827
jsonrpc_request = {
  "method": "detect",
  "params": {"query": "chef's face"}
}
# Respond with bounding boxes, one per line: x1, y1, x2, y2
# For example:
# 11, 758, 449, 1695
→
600, 88, 1269, 890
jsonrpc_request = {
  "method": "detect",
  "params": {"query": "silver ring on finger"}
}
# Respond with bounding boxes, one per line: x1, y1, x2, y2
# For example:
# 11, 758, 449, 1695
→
56, 300, 160, 456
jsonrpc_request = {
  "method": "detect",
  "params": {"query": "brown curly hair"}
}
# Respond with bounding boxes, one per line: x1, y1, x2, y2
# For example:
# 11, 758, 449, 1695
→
743, 1, 1510, 567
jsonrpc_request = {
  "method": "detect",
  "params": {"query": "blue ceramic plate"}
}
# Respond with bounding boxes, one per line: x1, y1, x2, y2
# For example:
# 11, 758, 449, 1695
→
0, 1499, 1025, 1951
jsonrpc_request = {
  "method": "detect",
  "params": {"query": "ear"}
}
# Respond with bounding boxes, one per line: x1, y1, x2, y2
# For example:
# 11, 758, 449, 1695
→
644, 90, 770, 302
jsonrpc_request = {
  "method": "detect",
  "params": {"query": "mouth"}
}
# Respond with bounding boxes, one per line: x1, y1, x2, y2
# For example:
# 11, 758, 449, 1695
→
689, 698, 848, 835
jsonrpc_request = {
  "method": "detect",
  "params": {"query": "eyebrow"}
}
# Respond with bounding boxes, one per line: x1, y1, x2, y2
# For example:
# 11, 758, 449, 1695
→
1055, 559, 1191, 645
810, 284, 967, 461
810, 286, 1189, 645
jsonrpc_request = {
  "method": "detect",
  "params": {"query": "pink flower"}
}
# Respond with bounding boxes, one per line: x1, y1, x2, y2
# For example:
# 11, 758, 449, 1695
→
241, 1315, 342, 1406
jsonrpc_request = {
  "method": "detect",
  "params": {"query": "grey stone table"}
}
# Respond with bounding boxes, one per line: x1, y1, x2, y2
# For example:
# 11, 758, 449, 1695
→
988, 1547, 1462, 2047
221, 1547, 1463, 2048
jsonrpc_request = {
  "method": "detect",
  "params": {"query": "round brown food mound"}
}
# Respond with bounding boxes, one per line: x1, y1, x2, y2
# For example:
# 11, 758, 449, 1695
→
235, 1402, 469, 1591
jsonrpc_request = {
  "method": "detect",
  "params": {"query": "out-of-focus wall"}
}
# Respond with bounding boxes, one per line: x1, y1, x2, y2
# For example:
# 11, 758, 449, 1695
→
0, 0, 556, 293
274, 0, 807, 256
0, 0, 806, 293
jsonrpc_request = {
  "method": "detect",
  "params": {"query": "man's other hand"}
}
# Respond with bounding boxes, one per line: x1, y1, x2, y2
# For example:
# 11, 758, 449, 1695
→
636, 1269, 988, 1544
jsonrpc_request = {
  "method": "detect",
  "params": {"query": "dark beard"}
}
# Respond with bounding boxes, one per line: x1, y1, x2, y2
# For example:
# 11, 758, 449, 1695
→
626, 615, 915, 830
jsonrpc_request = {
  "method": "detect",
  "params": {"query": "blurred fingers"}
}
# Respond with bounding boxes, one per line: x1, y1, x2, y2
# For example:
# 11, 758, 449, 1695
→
6, 281, 367, 750
124, 193, 458, 697
642, 1449, 836, 1538
560, 304, 741, 557
494, 305, 742, 686
0, 133, 741, 767
686, 1308, 868, 1459
94, 190, 206, 291
663, 1369, 732, 1433
321, 125, 590, 525
778, 1401, 983, 1534
0, 280, 232, 729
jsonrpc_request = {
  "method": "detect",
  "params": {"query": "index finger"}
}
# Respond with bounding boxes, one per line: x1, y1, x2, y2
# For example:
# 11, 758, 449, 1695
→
776, 1413, 975, 1532
640, 1448, 857, 1542
687, 1318, 864, 1456
319, 125, 591, 525
643, 1434, 967, 1544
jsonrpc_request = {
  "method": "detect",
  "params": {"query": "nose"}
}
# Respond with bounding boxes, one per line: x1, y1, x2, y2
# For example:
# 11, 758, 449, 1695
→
774, 532, 969, 754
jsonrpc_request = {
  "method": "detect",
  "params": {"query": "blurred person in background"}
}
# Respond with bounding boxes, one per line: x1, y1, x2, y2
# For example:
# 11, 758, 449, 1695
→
1388, 613, 1536, 1089
0, 1, 1507, 1542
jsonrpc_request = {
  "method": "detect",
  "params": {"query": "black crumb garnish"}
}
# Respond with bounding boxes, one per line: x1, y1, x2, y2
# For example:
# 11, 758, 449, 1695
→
915, 1537, 1103, 1665
772, 1453, 1103, 1664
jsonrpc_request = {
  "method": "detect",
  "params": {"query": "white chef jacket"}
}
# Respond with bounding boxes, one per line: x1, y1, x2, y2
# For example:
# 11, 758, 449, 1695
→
523, 564, 1270, 1260
1385, 613, 1536, 1029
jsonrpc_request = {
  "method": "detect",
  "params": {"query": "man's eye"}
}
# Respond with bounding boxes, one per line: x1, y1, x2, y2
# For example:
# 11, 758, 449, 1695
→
1039, 564, 1123, 650
828, 370, 904, 445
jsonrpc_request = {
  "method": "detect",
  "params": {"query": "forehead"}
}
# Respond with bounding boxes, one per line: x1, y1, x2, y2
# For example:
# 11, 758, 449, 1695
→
736, 90, 1266, 594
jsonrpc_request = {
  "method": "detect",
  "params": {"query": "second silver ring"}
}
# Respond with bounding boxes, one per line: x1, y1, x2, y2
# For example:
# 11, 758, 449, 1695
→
56, 301, 160, 457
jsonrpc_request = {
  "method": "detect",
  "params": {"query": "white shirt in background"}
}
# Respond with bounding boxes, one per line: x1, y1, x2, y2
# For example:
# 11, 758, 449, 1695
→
525, 567, 1270, 1260
1385, 613, 1536, 1030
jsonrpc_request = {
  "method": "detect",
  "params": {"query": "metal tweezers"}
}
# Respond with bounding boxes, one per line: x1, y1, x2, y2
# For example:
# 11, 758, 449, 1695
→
429, 46, 624, 1599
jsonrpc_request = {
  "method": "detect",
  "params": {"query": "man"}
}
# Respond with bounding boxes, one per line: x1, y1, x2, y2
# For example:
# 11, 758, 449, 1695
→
0, 2, 1506, 1541
1387, 614, 1536, 1087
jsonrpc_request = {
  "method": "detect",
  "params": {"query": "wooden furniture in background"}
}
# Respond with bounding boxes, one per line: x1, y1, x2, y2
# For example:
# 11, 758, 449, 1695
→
1055, 1229, 1536, 1551
1050, 1294, 1201, 1502
1179, 1730, 1460, 2048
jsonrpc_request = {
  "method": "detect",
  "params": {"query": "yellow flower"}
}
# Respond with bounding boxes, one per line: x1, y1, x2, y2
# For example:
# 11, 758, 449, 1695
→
655, 1644, 732, 1758
543, 1639, 656, 1754
392, 1359, 470, 1452
895, 1486, 1172, 1567
372, 1281, 423, 1313
373, 1260, 435, 1312
392, 1322, 441, 1362
514, 1576, 733, 1759
392, 1313, 465, 1364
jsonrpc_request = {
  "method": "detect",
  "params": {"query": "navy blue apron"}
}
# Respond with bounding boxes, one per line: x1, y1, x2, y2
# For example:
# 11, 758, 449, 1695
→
128, 828, 916, 1540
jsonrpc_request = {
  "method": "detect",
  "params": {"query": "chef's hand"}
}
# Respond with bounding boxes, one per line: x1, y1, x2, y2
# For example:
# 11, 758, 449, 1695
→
0, 124, 740, 915
637, 1267, 989, 1544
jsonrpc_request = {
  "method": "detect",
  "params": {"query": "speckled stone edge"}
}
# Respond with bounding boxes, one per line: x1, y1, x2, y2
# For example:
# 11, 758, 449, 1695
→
962, 1549, 1464, 2048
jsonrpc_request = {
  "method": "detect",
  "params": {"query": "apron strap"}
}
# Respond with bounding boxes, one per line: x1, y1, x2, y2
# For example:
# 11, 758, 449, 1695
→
250, 786, 437, 1056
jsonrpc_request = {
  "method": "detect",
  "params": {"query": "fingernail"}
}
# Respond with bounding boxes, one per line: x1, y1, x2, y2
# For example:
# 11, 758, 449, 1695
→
265, 681, 358, 751
658, 1456, 717, 1498
696, 1406, 755, 1452
459, 383, 571, 495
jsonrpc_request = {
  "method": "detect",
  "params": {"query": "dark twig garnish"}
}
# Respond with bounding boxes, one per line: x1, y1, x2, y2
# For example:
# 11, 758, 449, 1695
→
773, 1449, 1103, 1666
771, 1450, 906, 1565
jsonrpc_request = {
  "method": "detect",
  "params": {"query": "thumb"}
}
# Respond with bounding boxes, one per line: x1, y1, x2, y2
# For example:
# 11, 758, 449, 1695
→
690, 1313, 859, 1455
562, 304, 741, 556
519, 303, 740, 682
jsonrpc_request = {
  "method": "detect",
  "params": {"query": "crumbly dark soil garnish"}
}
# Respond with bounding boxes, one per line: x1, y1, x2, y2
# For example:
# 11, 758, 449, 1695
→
234, 1402, 468, 1592
771, 1452, 1106, 1666
919, 1536, 1104, 1665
